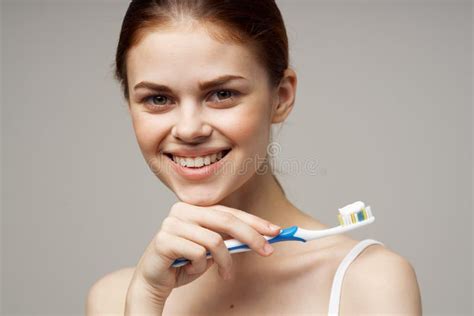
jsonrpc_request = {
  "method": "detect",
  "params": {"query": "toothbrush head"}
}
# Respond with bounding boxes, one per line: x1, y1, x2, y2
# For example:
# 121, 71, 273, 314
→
337, 201, 374, 226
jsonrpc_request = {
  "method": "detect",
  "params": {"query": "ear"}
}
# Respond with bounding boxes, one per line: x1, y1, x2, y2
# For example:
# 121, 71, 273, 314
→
271, 68, 297, 124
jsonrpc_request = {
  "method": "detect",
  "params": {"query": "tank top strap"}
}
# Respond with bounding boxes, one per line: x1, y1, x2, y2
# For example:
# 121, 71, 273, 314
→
327, 239, 385, 316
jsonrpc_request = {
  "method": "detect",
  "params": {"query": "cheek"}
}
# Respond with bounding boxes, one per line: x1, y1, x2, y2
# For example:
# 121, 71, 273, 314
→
211, 102, 271, 153
130, 111, 168, 155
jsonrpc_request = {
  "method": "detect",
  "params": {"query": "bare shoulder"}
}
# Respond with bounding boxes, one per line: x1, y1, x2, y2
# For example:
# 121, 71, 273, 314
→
86, 267, 136, 315
340, 242, 422, 315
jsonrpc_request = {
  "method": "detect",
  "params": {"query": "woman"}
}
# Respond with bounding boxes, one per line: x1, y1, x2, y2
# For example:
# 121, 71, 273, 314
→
87, 0, 422, 314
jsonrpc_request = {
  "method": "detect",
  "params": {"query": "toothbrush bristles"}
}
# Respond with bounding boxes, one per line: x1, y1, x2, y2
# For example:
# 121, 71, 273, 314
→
338, 206, 373, 226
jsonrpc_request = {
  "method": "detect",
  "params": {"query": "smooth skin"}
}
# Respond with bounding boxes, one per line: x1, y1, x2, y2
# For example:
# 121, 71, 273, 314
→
87, 20, 422, 315
124, 202, 283, 314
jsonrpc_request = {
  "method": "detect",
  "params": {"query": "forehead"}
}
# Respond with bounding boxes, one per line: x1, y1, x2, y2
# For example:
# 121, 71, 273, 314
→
126, 25, 266, 88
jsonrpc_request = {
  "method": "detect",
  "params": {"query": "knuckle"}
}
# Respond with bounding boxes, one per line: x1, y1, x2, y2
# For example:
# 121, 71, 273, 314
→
195, 245, 207, 259
161, 216, 178, 231
153, 232, 166, 253
154, 232, 178, 260
154, 230, 166, 244
170, 201, 185, 216
220, 212, 235, 226
208, 233, 224, 249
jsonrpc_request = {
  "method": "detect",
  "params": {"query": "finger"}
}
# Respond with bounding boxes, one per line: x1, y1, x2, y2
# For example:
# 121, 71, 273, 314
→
153, 231, 208, 272
174, 207, 274, 257
211, 204, 282, 235
161, 216, 232, 278
185, 257, 213, 275
171, 202, 281, 236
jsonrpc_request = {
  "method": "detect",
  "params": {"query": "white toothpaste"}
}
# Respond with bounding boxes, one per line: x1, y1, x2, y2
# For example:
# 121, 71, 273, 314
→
338, 201, 365, 216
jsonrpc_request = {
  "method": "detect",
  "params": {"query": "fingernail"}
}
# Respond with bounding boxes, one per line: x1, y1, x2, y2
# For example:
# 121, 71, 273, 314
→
263, 242, 274, 254
268, 223, 281, 231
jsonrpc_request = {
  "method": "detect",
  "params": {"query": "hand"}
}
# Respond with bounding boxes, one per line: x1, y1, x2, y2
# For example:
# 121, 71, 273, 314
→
124, 201, 281, 314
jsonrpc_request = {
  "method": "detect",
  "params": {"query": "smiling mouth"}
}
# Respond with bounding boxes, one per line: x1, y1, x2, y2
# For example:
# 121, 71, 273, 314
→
164, 149, 232, 168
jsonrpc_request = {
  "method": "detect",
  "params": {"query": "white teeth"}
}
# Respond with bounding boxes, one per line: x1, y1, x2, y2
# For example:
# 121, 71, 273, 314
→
194, 157, 204, 167
185, 158, 195, 167
171, 150, 228, 168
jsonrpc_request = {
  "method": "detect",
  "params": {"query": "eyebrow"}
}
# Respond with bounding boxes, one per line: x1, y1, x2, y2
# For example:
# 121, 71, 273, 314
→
133, 74, 247, 93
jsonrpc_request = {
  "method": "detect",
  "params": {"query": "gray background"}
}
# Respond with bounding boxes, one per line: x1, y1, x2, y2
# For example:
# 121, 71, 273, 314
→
1, 0, 472, 315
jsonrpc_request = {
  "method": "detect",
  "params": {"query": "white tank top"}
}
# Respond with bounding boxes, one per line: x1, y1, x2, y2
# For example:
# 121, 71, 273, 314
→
327, 239, 384, 315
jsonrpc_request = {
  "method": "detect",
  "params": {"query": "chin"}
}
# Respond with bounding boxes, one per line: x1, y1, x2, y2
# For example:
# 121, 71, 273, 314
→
175, 187, 226, 207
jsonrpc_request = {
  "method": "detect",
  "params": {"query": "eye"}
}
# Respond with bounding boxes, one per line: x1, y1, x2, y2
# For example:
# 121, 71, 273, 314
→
141, 94, 172, 111
139, 89, 240, 111
209, 89, 239, 104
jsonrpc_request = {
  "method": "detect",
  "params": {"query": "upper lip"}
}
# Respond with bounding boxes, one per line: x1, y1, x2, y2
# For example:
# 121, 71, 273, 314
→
162, 147, 232, 158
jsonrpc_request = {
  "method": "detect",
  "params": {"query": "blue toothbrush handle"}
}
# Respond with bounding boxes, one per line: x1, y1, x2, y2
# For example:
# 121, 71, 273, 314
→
171, 225, 305, 268
267, 225, 307, 243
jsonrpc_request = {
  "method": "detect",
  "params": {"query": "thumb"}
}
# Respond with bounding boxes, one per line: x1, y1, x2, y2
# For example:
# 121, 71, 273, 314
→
187, 258, 214, 275
180, 259, 215, 284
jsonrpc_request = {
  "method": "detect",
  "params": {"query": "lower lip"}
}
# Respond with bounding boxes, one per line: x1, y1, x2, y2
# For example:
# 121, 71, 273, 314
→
166, 150, 231, 181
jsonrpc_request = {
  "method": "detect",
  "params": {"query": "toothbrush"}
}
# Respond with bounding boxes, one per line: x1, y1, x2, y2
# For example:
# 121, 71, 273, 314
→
171, 200, 375, 268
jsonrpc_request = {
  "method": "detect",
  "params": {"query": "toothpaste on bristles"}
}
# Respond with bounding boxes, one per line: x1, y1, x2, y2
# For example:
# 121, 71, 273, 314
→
337, 201, 373, 226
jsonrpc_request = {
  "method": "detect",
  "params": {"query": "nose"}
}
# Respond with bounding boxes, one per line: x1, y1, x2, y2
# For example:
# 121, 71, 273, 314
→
171, 103, 212, 143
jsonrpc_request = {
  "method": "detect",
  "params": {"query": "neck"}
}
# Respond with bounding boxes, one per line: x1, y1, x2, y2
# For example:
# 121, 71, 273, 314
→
218, 162, 302, 228
206, 161, 324, 282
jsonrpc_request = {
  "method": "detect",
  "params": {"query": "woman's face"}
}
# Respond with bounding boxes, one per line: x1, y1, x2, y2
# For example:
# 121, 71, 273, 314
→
126, 23, 278, 206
